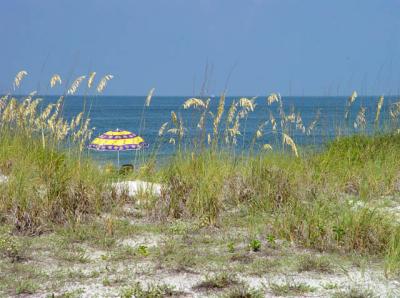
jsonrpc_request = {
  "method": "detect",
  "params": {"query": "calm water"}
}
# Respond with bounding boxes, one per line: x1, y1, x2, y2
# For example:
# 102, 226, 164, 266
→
39, 95, 398, 165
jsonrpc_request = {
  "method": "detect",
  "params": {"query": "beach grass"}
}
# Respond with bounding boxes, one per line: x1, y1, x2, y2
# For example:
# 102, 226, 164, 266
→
1, 72, 400, 296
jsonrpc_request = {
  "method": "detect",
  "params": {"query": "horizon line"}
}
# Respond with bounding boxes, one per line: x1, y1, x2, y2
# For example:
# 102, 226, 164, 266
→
5, 93, 399, 98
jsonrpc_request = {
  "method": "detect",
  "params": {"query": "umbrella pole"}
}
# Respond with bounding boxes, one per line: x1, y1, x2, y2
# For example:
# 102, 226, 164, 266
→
117, 151, 120, 167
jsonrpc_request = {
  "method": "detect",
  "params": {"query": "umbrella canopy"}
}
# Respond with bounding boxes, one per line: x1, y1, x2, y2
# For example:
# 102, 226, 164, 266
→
88, 129, 149, 151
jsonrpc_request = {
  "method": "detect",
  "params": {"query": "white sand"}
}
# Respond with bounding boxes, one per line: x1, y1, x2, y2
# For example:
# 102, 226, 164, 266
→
112, 180, 162, 197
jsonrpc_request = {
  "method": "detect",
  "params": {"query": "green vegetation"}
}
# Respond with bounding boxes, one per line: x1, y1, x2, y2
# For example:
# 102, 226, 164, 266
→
269, 281, 315, 296
121, 282, 181, 298
1, 72, 400, 296
193, 272, 241, 291
222, 285, 264, 298
331, 287, 376, 298
297, 254, 333, 273
249, 239, 262, 252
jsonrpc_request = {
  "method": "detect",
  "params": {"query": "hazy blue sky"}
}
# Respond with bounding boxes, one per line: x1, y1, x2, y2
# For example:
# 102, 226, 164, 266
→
1, 0, 400, 96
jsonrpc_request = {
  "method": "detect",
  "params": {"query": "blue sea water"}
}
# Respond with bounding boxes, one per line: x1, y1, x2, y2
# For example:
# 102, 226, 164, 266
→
40, 95, 398, 165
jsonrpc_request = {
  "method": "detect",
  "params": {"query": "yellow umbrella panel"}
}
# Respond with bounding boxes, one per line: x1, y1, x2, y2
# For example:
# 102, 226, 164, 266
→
88, 129, 148, 151
88, 129, 148, 166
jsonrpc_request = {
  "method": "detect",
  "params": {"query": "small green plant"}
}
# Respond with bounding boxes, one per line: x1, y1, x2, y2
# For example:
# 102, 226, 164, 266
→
266, 234, 276, 245
322, 282, 338, 290
247, 258, 281, 276
137, 245, 149, 257
108, 245, 136, 261
0, 233, 24, 262
193, 272, 240, 291
102, 278, 111, 287
222, 284, 264, 298
227, 242, 235, 253
56, 247, 90, 263
333, 226, 346, 243
15, 280, 39, 295
249, 239, 261, 252
266, 234, 277, 249
269, 281, 315, 296
331, 286, 375, 298
297, 254, 333, 273
169, 220, 193, 234
46, 289, 84, 298
121, 282, 179, 298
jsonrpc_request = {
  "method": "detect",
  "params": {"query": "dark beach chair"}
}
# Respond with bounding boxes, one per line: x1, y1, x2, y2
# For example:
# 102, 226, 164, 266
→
119, 164, 134, 175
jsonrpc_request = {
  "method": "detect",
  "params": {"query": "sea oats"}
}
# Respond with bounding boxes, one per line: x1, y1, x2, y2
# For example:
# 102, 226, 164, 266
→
67, 76, 86, 95
27, 90, 37, 98
39, 104, 54, 122
374, 95, 384, 125
13, 70, 28, 90
263, 144, 273, 150
145, 88, 155, 107
307, 109, 321, 135
255, 121, 267, 139
47, 97, 64, 130
269, 111, 277, 131
25, 98, 42, 126
296, 112, 306, 133
158, 122, 168, 136
183, 98, 207, 109
390, 101, 400, 120
178, 118, 186, 138
283, 133, 298, 157
239, 97, 255, 112
345, 90, 358, 120
0, 94, 9, 102
354, 106, 366, 129
167, 119, 186, 138
231, 115, 241, 135
35, 104, 52, 130
267, 93, 280, 105
238, 109, 248, 119
96, 74, 114, 93
69, 116, 77, 131
70, 111, 83, 131
50, 74, 62, 88
2, 98, 17, 123
87, 72, 96, 88
227, 115, 241, 144
390, 108, 396, 120
286, 112, 296, 123
23, 90, 37, 104
171, 111, 178, 127
0, 94, 9, 111
197, 114, 205, 129
226, 100, 238, 124
207, 133, 212, 145
349, 90, 358, 104
213, 93, 225, 135
205, 98, 211, 109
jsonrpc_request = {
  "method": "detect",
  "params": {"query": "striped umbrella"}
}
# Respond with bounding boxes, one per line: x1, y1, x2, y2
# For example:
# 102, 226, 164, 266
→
88, 129, 148, 166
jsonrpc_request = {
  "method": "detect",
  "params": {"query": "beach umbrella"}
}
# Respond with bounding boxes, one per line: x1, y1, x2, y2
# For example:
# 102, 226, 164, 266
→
88, 129, 149, 166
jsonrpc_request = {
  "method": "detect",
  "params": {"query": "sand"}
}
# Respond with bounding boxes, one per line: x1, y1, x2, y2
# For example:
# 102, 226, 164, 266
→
112, 180, 162, 197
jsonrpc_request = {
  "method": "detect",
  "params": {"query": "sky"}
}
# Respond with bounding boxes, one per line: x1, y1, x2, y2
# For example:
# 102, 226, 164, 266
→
1, 0, 400, 96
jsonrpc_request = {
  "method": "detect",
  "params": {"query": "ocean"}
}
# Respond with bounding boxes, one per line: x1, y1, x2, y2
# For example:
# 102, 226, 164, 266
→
40, 95, 398, 165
